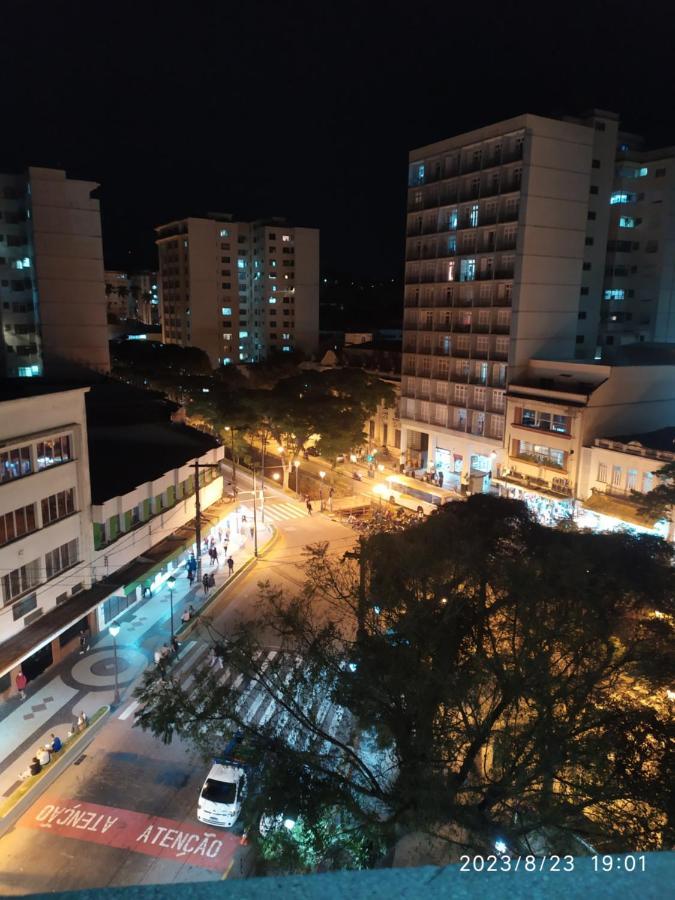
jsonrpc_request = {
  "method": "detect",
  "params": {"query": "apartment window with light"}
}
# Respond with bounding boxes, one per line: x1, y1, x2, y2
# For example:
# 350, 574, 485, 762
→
469, 204, 479, 227
604, 289, 624, 301
1, 444, 32, 483
619, 216, 635, 228
37, 435, 72, 470
611, 465, 622, 487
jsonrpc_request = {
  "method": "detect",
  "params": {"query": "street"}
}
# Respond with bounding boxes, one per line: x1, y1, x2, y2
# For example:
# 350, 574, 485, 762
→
0, 474, 356, 893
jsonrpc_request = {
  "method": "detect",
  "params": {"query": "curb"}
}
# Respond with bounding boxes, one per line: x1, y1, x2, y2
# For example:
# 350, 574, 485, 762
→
0, 705, 110, 838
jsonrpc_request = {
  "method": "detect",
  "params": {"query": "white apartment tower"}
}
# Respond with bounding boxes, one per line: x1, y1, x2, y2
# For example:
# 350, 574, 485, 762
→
401, 111, 619, 486
156, 215, 319, 366
0, 167, 110, 377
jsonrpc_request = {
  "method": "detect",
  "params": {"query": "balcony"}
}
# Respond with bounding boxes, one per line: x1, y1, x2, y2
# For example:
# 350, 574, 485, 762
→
511, 451, 566, 472
452, 347, 470, 358
499, 469, 573, 497
472, 347, 489, 359
492, 349, 509, 360
497, 239, 517, 252
452, 322, 471, 333
494, 294, 513, 307
491, 322, 510, 334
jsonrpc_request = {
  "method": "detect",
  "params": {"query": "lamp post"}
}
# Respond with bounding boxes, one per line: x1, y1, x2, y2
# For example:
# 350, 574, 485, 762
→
252, 467, 259, 558
293, 459, 300, 495
109, 623, 121, 706
319, 470, 326, 510
167, 574, 176, 639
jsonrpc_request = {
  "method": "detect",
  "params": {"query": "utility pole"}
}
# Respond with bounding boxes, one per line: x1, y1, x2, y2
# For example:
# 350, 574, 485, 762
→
252, 467, 259, 558
260, 434, 267, 524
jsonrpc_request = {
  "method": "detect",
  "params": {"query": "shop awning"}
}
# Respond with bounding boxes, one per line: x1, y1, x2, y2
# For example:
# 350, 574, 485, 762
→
581, 491, 658, 529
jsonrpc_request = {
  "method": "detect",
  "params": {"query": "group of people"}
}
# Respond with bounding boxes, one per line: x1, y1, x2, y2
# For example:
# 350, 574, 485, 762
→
18, 720, 83, 781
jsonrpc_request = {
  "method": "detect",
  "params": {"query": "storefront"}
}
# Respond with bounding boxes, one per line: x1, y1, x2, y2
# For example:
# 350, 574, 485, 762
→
495, 481, 576, 527
434, 447, 462, 490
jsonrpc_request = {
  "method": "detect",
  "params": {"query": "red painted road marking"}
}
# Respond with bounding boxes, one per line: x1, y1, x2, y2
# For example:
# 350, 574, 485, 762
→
22, 796, 239, 871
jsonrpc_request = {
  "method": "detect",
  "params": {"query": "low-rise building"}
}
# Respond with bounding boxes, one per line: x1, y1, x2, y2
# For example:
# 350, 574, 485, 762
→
496, 351, 675, 531
0, 380, 225, 702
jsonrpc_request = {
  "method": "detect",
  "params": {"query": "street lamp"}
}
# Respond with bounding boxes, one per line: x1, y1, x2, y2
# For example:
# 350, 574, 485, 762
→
272, 472, 280, 482
319, 471, 326, 510
167, 574, 176, 639
293, 459, 300, 495
377, 463, 385, 473
109, 623, 121, 706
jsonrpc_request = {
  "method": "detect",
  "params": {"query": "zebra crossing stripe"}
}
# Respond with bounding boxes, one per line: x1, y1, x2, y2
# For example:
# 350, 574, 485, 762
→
263, 503, 307, 521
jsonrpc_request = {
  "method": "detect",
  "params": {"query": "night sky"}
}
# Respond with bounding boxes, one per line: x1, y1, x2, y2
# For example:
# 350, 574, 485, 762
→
2, 1, 674, 280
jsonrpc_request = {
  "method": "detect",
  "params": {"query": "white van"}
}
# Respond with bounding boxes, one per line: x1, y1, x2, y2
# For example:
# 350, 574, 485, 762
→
197, 762, 246, 828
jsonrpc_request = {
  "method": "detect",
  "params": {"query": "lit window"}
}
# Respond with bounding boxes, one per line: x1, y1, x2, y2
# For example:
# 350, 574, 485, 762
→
282, 346, 291, 352
237, 258, 246, 269
239, 330, 248, 337
619, 216, 635, 228
638, 167, 648, 177
282, 332, 290, 339
604, 289, 624, 301
272, 285, 277, 292
282, 234, 291, 242
448, 208, 458, 230
447, 261, 455, 281
239, 353, 246, 360
223, 357, 231, 365
460, 258, 476, 281
220, 228, 229, 237
223, 333, 232, 340
271, 260, 276, 267
469, 204, 479, 227
269, 297, 277, 304
610, 192, 635, 205
221, 307, 232, 316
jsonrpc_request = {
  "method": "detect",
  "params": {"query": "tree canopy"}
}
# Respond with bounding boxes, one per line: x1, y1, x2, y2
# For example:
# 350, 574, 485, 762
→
134, 496, 674, 870
637, 460, 675, 527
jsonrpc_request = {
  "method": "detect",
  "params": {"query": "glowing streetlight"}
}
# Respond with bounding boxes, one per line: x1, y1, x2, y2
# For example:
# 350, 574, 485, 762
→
293, 459, 300, 495
109, 623, 121, 706
272, 472, 280, 481
350, 454, 357, 463
319, 471, 326, 480
377, 463, 385, 472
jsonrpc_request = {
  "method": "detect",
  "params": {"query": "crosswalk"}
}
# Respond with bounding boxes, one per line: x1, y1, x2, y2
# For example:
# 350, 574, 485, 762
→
240, 501, 308, 524
154, 639, 350, 753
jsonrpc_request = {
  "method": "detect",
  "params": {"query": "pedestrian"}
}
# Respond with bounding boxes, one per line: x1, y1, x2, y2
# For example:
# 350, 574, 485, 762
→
79, 628, 90, 654
15, 669, 27, 700
208, 572, 215, 589
249, 525, 254, 540
208, 546, 215, 566
202, 573, 210, 595
77, 711, 88, 732
227, 555, 234, 576
188, 603, 196, 618
37, 746, 51, 766
154, 647, 163, 666
217, 527, 223, 543
306, 497, 312, 515
223, 541, 228, 556
225, 528, 230, 543
47, 733, 62, 753
171, 635, 180, 656
187, 568, 195, 586
20, 757, 42, 780
328, 487, 334, 512
181, 607, 191, 624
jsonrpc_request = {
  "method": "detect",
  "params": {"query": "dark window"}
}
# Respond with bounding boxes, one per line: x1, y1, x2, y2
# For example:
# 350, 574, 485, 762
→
646, 240, 658, 253
582, 262, 591, 271
12, 593, 37, 620
590, 185, 599, 195
585, 237, 594, 246
592, 159, 601, 169
595, 122, 606, 132
587, 211, 596, 220
606, 336, 614, 345
580, 287, 589, 296
655, 168, 666, 177
575, 335, 584, 344
578, 311, 587, 319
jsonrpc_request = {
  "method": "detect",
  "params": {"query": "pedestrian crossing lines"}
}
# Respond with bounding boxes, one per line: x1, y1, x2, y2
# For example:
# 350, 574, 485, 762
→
256, 501, 307, 524
170, 642, 350, 750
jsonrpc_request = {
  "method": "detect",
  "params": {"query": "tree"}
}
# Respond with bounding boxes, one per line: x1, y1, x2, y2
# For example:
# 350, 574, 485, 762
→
134, 496, 674, 868
192, 369, 395, 487
637, 460, 675, 532
111, 340, 212, 401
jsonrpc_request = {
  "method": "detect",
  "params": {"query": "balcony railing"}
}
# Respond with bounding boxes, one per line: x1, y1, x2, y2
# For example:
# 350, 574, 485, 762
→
512, 451, 566, 472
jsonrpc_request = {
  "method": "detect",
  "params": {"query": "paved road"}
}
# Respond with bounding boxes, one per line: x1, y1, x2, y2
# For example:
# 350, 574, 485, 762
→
0, 479, 355, 894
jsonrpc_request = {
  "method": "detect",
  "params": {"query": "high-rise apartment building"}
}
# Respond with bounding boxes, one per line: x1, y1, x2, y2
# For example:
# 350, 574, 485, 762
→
0, 167, 110, 377
401, 112, 619, 486
156, 214, 319, 366
105, 270, 159, 324
600, 139, 675, 348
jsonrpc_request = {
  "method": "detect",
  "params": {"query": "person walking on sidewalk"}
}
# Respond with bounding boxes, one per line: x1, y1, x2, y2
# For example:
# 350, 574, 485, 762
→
208, 572, 216, 590
16, 669, 27, 700
227, 555, 234, 576
79, 628, 90, 654
306, 497, 313, 515
202, 573, 210, 596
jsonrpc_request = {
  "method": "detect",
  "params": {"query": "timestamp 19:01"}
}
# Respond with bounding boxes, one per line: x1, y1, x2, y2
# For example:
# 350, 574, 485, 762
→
592, 855, 646, 872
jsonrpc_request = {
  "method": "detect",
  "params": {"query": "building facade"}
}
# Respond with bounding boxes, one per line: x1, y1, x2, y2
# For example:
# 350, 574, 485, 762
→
0, 167, 110, 377
600, 141, 675, 349
497, 357, 675, 533
0, 382, 225, 702
156, 215, 319, 366
105, 270, 159, 324
401, 112, 620, 488
0, 387, 95, 688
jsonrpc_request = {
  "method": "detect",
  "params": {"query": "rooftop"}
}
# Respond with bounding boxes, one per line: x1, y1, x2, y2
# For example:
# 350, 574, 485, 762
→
0, 381, 89, 404
605, 426, 675, 455
84, 382, 219, 503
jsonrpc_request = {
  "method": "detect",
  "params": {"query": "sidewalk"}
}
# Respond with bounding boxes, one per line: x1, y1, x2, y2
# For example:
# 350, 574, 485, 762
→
0, 517, 271, 803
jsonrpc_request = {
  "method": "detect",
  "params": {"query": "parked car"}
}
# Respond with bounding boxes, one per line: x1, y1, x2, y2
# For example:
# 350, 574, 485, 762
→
197, 763, 246, 828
